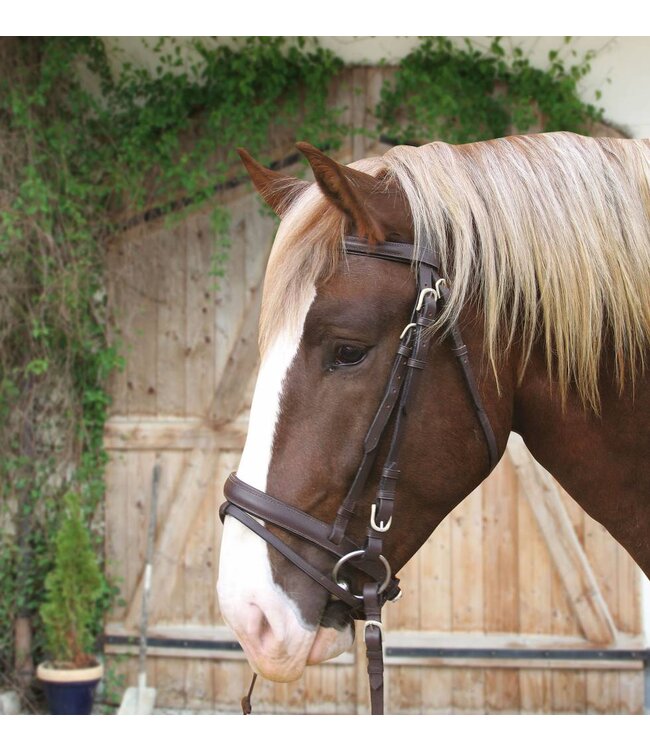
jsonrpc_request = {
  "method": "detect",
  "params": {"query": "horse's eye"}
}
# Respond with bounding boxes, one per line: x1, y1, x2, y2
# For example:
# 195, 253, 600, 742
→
333, 344, 367, 367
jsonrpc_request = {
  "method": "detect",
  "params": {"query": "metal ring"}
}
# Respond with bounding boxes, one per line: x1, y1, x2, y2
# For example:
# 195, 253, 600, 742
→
332, 550, 392, 598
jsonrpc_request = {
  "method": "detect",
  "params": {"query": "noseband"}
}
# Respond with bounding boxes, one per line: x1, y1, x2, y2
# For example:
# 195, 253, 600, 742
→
219, 235, 498, 714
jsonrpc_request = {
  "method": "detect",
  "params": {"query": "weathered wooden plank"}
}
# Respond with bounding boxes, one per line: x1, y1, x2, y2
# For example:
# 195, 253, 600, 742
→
419, 515, 452, 713
451, 487, 484, 631
420, 517, 451, 631
483, 458, 520, 712
124, 451, 153, 612
618, 670, 644, 714
272, 678, 292, 714
452, 668, 485, 713
185, 212, 216, 416
336, 663, 356, 715
421, 668, 453, 714
384, 630, 643, 650
285, 671, 307, 714
385, 554, 419, 630
484, 669, 521, 713
213, 197, 247, 391
508, 435, 617, 645
617, 547, 642, 635
149, 451, 186, 710
209, 276, 264, 424
586, 670, 620, 714
213, 660, 249, 714
519, 669, 552, 713
584, 513, 619, 632
124, 449, 218, 628
125, 451, 158, 698
484, 457, 520, 632
104, 417, 246, 452
183, 461, 215, 708
517, 459, 553, 713
124, 235, 159, 415
451, 488, 484, 712
316, 664, 338, 714
156, 222, 187, 415
390, 666, 422, 714
304, 663, 321, 714
551, 668, 587, 713
354, 620, 370, 714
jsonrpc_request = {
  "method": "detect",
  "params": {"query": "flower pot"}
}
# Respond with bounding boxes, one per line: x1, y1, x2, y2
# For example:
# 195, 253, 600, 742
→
37, 661, 103, 715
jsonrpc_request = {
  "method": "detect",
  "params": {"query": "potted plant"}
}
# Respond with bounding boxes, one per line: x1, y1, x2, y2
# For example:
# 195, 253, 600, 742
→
37, 491, 105, 714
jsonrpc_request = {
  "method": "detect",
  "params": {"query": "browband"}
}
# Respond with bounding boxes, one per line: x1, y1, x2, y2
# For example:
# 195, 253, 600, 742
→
342, 235, 439, 269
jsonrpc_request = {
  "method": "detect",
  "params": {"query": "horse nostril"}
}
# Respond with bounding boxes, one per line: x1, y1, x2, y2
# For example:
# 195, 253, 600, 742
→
246, 603, 277, 649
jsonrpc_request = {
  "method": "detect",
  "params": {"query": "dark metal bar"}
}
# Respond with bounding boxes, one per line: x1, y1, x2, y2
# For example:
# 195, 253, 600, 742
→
104, 635, 243, 652
385, 646, 650, 662
104, 634, 650, 663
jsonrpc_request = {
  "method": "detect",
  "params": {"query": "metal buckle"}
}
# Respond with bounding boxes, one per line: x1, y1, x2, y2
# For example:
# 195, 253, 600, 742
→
364, 620, 383, 635
370, 503, 392, 532
332, 550, 392, 598
416, 279, 447, 311
399, 322, 416, 340
416, 287, 436, 311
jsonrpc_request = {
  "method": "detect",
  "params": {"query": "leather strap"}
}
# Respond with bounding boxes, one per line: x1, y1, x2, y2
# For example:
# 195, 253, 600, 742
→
363, 583, 384, 715
221, 474, 401, 604
224, 503, 365, 609
438, 285, 499, 471
343, 235, 439, 270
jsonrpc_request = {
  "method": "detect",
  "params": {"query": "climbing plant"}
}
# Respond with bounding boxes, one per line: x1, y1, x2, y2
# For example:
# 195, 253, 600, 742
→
0, 35, 606, 702
0, 35, 346, 692
376, 37, 605, 144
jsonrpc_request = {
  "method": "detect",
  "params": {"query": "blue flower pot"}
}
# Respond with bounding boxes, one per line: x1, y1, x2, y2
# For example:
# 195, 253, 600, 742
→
37, 662, 103, 715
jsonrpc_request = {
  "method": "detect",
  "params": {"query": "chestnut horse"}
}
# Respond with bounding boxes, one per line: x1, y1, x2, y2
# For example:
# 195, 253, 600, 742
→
217, 133, 650, 693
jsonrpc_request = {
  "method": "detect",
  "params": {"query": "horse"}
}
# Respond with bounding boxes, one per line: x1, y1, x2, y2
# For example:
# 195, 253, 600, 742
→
217, 132, 650, 712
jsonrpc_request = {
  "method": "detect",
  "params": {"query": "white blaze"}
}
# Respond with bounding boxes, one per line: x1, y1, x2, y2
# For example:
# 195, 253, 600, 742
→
217, 285, 320, 679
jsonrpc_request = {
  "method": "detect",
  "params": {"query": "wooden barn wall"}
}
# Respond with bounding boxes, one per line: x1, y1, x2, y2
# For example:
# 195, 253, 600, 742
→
103, 67, 646, 714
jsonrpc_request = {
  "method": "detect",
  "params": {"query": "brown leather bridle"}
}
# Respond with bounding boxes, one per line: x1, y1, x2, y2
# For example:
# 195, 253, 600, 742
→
219, 235, 498, 714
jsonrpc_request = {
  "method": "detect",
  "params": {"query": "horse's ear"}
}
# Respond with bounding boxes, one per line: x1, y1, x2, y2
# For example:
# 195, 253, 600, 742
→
237, 148, 309, 218
296, 141, 385, 243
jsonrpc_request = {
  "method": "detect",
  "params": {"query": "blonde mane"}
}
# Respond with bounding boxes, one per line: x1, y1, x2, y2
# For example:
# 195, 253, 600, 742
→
261, 132, 650, 410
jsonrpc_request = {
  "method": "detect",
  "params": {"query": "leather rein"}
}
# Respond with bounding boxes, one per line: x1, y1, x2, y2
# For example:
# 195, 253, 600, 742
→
219, 235, 499, 714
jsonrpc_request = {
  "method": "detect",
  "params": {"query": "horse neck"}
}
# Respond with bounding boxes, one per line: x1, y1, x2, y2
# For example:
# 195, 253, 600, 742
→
513, 342, 650, 577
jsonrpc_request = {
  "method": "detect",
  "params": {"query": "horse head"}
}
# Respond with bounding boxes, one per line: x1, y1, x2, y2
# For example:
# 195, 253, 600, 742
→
216, 142, 513, 682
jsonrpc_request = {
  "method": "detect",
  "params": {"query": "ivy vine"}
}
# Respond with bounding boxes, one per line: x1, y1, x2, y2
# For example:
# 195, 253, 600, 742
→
376, 36, 604, 144
0, 35, 345, 699
0, 35, 606, 707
